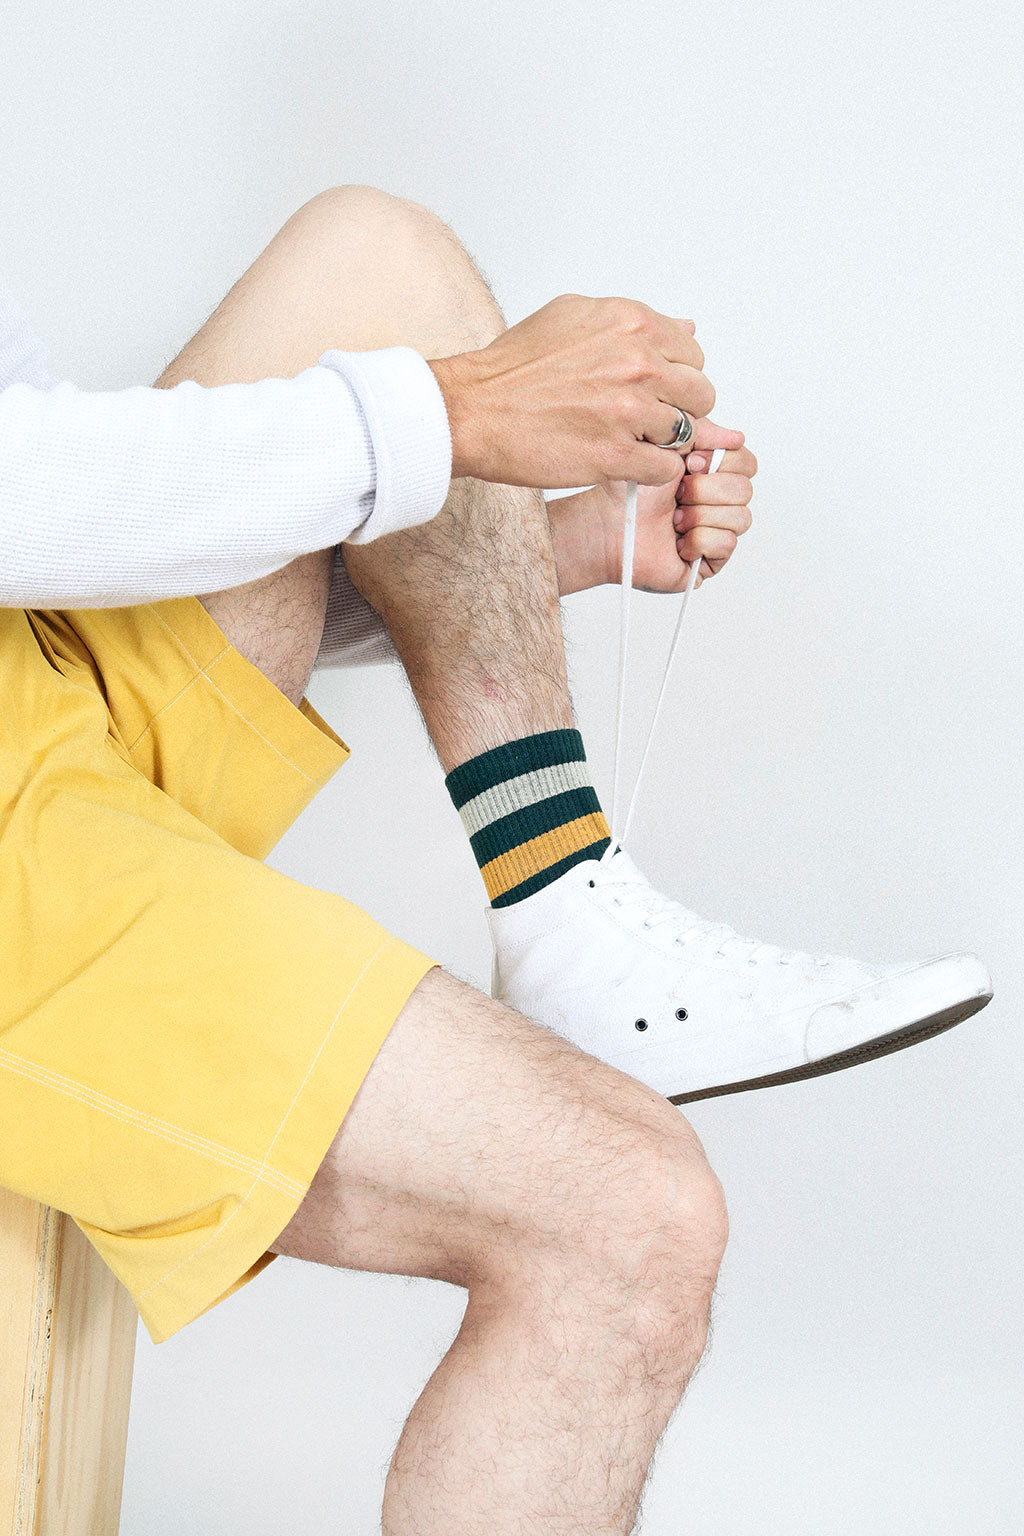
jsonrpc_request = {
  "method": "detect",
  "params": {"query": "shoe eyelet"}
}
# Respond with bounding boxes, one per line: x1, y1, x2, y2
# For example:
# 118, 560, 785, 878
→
588, 879, 596, 888
675, 1007, 688, 1021
634, 1018, 648, 1032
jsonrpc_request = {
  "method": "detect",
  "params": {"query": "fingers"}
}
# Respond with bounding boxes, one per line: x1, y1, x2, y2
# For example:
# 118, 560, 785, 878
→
692, 556, 725, 589
617, 438, 696, 487
674, 501, 752, 541
641, 401, 700, 450
638, 305, 705, 366
687, 442, 757, 477
637, 366, 718, 449
676, 469, 754, 508
674, 523, 739, 568
685, 418, 747, 457
656, 361, 716, 421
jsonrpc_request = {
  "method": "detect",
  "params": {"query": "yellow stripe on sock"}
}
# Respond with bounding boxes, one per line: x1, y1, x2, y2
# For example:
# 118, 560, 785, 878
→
479, 811, 611, 902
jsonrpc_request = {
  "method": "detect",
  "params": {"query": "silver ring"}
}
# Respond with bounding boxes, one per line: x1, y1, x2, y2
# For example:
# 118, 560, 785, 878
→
652, 409, 694, 451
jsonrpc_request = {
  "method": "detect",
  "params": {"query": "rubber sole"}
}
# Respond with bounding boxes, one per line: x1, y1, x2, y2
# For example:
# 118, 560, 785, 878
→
667, 991, 993, 1106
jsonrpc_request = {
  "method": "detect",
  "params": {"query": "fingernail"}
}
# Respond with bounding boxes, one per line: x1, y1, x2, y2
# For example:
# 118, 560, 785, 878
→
688, 454, 707, 473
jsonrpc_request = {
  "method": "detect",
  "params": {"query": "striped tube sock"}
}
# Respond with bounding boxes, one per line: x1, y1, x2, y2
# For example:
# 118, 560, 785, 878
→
445, 728, 611, 907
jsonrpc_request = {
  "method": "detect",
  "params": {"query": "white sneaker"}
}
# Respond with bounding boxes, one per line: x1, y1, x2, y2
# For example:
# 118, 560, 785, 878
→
487, 846, 993, 1103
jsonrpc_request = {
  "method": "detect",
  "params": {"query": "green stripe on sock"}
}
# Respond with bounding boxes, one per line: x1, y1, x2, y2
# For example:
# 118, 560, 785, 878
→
445, 729, 587, 810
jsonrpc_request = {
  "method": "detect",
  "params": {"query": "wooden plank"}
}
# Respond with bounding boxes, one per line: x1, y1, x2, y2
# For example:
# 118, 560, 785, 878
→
0, 1193, 137, 1536
0, 1192, 61, 1536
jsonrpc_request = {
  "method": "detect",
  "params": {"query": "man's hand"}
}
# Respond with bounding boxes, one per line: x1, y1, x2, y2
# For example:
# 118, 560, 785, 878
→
548, 418, 756, 596
427, 294, 715, 489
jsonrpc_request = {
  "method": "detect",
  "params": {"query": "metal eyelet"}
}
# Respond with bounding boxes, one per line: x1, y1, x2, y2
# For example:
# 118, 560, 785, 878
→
675, 1008, 688, 1021
634, 1018, 648, 1031
588, 879, 596, 888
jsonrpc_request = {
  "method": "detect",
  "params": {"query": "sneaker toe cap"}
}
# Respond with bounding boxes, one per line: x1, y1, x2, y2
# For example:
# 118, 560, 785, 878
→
804, 952, 993, 1065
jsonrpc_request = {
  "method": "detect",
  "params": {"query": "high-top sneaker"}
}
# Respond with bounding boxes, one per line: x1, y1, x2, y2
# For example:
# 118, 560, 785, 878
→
488, 845, 993, 1103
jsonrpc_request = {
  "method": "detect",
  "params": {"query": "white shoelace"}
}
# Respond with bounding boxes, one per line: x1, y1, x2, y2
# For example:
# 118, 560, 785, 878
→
601, 453, 827, 972
607, 448, 725, 852
597, 868, 822, 967
491, 449, 826, 989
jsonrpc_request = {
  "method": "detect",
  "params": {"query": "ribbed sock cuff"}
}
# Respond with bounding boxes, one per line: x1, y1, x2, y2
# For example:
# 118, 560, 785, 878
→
445, 729, 611, 906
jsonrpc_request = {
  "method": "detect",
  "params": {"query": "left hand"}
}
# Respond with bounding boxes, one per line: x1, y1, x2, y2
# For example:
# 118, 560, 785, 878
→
548, 418, 757, 595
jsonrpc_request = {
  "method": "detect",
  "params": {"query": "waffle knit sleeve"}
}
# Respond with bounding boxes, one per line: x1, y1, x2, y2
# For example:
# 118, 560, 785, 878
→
0, 282, 451, 615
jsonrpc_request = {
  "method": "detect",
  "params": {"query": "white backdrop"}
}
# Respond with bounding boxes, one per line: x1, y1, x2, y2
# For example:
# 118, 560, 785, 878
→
3, 1, 1022, 1530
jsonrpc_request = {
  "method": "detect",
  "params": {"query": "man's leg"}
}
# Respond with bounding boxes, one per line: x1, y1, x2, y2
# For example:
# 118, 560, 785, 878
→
154, 184, 570, 756
159, 183, 991, 1105
268, 965, 728, 1535
152, 197, 727, 1529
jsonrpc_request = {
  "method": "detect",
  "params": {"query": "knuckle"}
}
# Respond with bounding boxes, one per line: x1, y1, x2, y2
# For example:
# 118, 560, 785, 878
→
612, 389, 644, 426
617, 346, 653, 384
606, 296, 647, 333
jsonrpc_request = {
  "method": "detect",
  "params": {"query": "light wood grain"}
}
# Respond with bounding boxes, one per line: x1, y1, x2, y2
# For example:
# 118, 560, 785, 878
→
1, 1192, 136, 1536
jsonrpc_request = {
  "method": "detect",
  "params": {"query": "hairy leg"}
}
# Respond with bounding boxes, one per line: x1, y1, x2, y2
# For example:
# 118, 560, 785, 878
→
153, 194, 729, 1528
269, 967, 728, 1535
153, 184, 572, 762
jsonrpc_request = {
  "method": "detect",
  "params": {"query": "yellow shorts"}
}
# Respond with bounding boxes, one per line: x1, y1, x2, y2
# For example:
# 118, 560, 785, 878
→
1, 595, 437, 1345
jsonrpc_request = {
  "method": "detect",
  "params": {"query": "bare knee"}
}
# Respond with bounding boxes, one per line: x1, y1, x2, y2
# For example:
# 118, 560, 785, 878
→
580, 1122, 727, 1378
625, 1135, 728, 1382
473, 1095, 729, 1385
295, 183, 506, 353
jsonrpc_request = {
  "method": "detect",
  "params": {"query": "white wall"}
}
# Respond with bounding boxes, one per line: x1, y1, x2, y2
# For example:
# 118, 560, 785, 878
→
3, 0, 1022, 1529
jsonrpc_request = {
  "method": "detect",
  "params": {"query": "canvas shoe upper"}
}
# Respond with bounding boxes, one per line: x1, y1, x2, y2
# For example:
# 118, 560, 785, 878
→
487, 846, 993, 1103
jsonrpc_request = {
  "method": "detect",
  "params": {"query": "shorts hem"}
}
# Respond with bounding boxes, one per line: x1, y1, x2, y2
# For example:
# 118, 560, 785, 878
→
126, 938, 439, 1345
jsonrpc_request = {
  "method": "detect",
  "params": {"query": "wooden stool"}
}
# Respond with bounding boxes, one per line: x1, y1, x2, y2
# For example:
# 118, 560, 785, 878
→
1, 1190, 137, 1535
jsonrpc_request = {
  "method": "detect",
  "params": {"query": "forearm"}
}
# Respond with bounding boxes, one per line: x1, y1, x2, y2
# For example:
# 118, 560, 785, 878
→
0, 318, 451, 609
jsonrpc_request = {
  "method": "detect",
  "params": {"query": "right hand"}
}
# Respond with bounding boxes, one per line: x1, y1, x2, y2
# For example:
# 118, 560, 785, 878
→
427, 293, 716, 489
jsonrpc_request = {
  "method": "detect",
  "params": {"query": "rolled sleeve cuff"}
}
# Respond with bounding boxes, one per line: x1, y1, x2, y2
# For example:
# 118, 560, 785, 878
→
318, 345, 452, 544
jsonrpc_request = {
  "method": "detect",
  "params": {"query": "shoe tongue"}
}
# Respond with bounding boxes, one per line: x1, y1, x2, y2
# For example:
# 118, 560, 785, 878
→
603, 845, 708, 929
603, 844, 645, 883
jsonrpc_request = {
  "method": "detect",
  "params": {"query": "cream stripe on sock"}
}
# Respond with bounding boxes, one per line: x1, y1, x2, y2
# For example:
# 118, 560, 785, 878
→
457, 760, 591, 837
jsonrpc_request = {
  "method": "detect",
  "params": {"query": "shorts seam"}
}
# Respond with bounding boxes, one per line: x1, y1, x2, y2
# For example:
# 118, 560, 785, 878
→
125, 642, 234, 754
0, 1045, 307, 1201
143, 605, 329, 789
134, 933, 399, 1304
